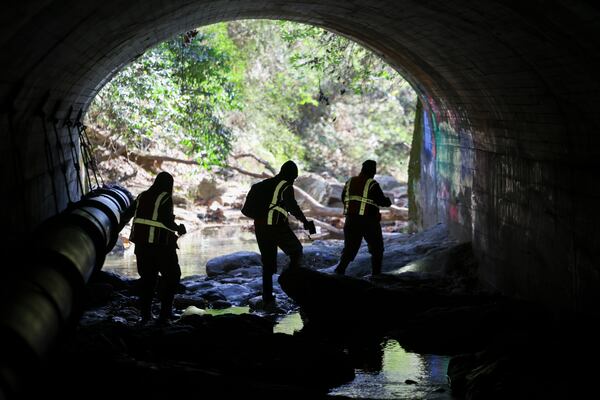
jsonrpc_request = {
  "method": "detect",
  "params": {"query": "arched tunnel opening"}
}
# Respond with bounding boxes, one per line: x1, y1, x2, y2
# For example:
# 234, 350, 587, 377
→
1, 1, 599, 399
91, 18, 417, 278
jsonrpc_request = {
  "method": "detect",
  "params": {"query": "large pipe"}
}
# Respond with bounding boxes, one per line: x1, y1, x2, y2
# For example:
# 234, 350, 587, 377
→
0, 185, 135, 398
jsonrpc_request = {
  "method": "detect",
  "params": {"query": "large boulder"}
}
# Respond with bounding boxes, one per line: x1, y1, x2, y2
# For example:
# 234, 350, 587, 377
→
275, 241, 342, 271
327, 182, 345, 206
295, 173, 332, 205
205, 251, 262, 277
193, 177, 226, 204
375, 174, 402, 191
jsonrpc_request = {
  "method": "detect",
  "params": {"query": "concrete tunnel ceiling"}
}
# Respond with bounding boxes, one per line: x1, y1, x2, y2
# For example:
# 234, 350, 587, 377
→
1, 1, 599, 314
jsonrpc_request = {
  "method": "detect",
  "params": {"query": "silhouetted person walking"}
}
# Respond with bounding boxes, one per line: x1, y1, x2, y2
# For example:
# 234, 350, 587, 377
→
241, 160, 315, 307
334, 160, 391, 276
129, 171, 186, 324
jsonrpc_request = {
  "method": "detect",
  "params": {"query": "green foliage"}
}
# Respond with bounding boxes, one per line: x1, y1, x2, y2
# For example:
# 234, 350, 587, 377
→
279, 21, 405, 97
88, 19, 417, 180
221, 20, 416, 181
223, 20, 319, 169
274, 21, 416, 180
88, 23, 243, 167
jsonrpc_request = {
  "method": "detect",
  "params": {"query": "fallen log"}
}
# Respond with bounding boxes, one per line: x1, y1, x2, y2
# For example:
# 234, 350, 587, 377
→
381, 205, 409, 221
87, 126, 199, 172
311, 219, 343, 239
294, 186, 344, 218
232, 153, 277, 175
229, 160, 409, 222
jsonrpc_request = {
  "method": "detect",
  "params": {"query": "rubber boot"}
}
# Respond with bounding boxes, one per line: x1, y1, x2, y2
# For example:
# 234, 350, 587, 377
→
157, 292, 175, 325
262, 269, 274, 303
288, 253, 303, 269
334, 258, 350, 275
371, 255, 383, 276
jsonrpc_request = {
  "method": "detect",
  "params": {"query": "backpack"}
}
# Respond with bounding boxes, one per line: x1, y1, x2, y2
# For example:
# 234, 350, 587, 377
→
241, 179, 277, 219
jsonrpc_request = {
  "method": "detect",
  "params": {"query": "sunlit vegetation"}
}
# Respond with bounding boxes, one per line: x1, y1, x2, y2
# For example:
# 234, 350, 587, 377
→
87, 20, 416, 181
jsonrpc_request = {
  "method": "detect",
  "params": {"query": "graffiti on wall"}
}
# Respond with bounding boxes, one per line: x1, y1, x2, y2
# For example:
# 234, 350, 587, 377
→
423, 111, 436, 160
418, 100, 474, 234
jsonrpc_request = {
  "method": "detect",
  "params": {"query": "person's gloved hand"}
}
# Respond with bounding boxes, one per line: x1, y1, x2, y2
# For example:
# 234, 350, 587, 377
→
177, 223, 187, 235
303, 220, 316, 235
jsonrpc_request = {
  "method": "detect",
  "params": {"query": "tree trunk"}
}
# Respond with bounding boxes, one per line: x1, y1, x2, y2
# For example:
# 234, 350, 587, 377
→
86, 126, 199, 172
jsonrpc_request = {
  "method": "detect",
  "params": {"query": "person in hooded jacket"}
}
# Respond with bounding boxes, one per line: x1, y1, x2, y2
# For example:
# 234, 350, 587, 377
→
129, 171, 186, 324
252, 160, 314, 306
334, 160, 392, 276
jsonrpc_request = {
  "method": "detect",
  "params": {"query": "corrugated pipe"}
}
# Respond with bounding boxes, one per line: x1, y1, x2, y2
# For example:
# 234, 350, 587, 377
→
0, 184, 135, 399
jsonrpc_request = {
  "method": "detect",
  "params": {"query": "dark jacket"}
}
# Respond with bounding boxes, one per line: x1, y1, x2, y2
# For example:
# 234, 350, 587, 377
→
342, 173, 391, 219
254, 175, 307, 226
130, 173, 180, 246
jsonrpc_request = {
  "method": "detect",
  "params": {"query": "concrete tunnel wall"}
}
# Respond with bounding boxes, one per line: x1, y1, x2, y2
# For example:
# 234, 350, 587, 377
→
0, 1, 599, 315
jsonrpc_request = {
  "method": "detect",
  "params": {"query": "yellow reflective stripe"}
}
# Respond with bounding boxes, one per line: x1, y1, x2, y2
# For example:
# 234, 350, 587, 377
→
149, 192, 168, 243
270, 180, 287, 204
133, 218, 177, 233
271, 206, 287, 215
347, 195, 378, 206
267, 180, 288, 225
359, 179, 374, 215
343, 178, 352, 214
343, 178, 378, 214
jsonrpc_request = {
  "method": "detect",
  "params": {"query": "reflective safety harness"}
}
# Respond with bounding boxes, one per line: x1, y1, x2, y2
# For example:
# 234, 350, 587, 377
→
344, 178, 378, 215
267, 180, 288, 225
133, 192, 177, 243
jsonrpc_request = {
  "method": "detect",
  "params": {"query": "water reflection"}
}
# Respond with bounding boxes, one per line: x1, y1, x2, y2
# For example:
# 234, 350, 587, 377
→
103, 224, 258, 278
179, 305, 453, 398
204, 306, 250, 316
329, 339, 452, 399
273, 312, 304, 335
181, 305, 302, 333
271, 313, 452, 399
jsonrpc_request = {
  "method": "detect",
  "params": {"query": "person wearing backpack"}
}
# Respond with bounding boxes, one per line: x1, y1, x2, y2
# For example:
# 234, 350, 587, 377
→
241, 160, 315, 307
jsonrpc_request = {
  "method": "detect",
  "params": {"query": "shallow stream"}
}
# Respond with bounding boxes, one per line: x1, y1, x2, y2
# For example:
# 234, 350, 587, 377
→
103, 225, 454, 399
104, 224, 259, 277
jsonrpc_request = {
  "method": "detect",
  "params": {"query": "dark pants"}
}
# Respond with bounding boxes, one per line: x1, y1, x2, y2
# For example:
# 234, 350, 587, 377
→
135, 244, 181, 319
336, 215, 384, 275
254, 223, 303, 302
